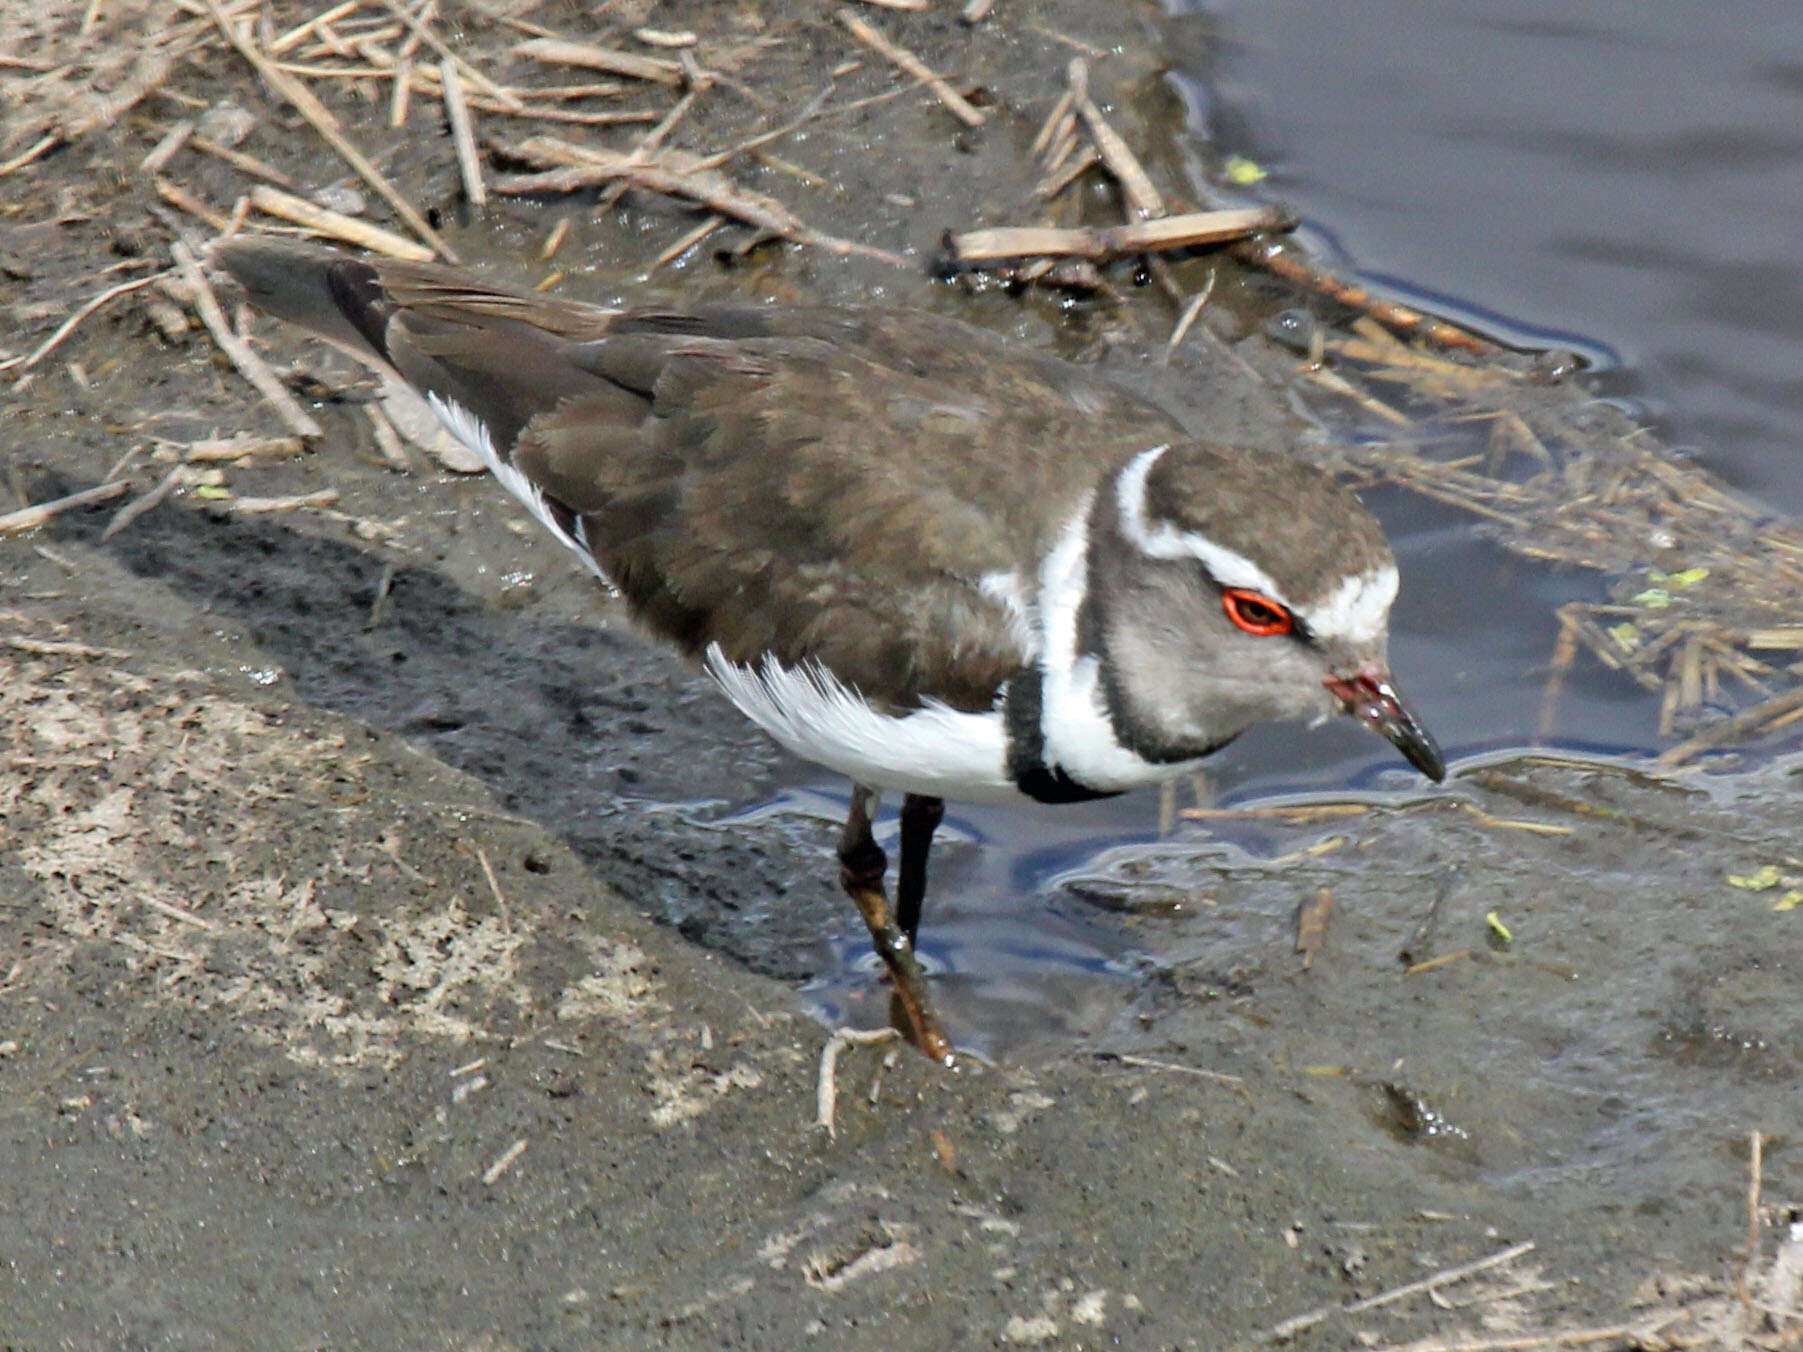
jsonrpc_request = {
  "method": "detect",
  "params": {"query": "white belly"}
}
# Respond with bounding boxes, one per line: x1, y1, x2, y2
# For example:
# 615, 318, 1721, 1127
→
704, 647, 1023, 802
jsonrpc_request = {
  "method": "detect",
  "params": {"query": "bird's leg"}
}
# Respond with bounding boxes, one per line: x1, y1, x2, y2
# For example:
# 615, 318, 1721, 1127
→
895, 793, 944, 945
837, 785, 952, 1063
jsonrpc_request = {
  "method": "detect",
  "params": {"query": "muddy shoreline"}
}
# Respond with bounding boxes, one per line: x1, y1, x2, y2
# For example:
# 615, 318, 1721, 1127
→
3, 1, 1798, 1347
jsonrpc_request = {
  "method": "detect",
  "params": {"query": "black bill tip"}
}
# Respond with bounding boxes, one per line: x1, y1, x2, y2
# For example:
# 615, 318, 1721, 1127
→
1325, 672, 1446, 783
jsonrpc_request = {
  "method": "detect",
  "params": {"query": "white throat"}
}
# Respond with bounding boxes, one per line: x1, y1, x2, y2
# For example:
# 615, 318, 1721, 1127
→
1031, 493, 1200, 792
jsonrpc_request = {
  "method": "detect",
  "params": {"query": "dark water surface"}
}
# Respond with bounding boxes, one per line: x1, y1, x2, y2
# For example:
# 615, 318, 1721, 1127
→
1174, 0, 1803, 513
811, 0, 1803, 1046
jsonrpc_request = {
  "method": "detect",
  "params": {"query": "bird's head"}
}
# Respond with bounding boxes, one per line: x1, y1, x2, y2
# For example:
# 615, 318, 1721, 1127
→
1083, 441, 1444, 781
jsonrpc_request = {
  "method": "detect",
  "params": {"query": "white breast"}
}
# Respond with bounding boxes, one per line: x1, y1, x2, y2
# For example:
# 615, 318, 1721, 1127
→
704, 647, 1021, 802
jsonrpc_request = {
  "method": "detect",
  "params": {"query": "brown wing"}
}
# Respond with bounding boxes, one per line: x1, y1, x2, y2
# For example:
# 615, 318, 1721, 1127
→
215, 241, 1185, 712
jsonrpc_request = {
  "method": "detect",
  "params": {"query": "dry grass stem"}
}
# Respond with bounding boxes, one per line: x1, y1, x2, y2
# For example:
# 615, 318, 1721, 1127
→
1167, 271, 1220, 349
1104, 1054, 1245, 1086
363, 402, 413, 473
838, 11, 986, 127
651, 213, 725, 269
230, 489, 341, 514
249, 185, 435, 261
1234, 237, 1490, 355
102, 465, 194, 541
493, 136, 904, 265
190, 133, 299, 189
3, 271, 173, 375
0, 134, 61, 178
438, 62, 487, 206
152, 177, 232, 231
140, 119, 196, 173
379, 0, 524, 111
201, 0, 457, 261
268, 0, 362, 55
479, 1138, 528, 1185
1270, 1241, 1537, 1340
1, 635, 133, 659
178, 435, 307, 464
513, 36, 683, 85
1067, 59, 1161, 216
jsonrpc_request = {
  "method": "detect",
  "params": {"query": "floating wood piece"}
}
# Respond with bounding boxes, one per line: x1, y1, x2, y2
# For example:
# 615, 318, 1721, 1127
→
839, 11, 986, 128
513, 36, 683, 86
249, 185, 436, 262
944, 206, 1290, 265
173, 241, 323, 441
0, 482, 129, 537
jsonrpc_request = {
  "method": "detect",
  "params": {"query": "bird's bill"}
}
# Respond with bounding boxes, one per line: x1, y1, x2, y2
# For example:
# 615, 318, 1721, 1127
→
1323, 672, 1446, 782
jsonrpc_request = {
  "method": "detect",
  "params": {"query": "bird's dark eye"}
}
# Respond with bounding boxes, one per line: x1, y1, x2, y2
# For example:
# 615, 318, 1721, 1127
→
1221, 587, 1293, 636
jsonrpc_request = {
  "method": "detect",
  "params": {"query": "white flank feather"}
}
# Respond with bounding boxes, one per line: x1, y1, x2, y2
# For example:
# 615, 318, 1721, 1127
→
704, 646, 1017, 801
426, 391, 613, 585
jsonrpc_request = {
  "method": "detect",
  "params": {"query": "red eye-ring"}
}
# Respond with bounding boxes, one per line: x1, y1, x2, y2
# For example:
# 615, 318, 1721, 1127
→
1221, 587, 1293, 636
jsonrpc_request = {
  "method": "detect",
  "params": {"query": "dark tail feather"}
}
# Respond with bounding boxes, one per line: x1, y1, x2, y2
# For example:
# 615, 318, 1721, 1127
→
209, 239, 395, 370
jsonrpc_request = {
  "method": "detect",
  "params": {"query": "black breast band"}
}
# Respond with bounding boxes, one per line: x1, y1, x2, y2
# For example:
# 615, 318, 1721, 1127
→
1002, 668, 1122, 805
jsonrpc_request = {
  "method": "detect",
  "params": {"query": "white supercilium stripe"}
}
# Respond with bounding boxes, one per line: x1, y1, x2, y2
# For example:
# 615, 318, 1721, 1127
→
426, 391, 613, 585
1114, 444, 1292, 605
1302, 565, 1397, 645
704, 646, 1016, 801
1115, 442, 1398, 645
